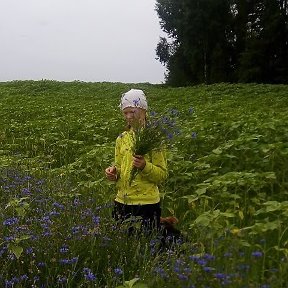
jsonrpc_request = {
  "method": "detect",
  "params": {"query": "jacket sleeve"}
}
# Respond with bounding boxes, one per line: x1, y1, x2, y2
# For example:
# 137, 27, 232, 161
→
114, 136, 122, 178
140, 149, 168, 184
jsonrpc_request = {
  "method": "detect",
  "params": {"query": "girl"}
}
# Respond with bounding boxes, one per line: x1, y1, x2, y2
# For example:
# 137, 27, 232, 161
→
105, 89, 167, 233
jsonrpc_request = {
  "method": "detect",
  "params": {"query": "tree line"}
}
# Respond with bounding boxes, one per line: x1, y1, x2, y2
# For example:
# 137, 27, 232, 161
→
155, 0, 288, 86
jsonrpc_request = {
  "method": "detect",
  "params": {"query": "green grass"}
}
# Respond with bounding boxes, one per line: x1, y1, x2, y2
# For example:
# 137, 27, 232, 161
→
1, 80, 288, 287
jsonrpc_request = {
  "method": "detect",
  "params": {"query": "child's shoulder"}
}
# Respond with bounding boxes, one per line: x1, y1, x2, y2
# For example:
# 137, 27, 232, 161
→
116, 130, 129, 140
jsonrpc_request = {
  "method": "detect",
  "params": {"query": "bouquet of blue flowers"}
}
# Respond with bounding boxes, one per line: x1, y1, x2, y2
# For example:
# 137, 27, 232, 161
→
129, 112, 178, 185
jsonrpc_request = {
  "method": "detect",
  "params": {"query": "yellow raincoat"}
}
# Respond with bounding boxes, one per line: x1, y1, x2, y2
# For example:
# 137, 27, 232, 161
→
114, 130, 168, 205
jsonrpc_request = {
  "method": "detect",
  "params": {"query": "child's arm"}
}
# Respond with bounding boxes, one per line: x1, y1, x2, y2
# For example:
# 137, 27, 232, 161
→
105, 166, 117, 181
114, 135, 123, 179
140, 149, 167, 184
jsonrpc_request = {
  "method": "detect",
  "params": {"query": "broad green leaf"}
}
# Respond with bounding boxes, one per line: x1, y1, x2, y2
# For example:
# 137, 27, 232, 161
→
8, 244, 23, 259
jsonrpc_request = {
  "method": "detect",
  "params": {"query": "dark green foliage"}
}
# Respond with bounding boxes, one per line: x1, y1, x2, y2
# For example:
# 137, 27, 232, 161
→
155, 0, 288, 86
1, 81, 288, 287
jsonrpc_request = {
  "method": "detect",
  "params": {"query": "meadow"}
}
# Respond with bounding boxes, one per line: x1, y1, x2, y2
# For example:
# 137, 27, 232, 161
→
0, 80, 288, 287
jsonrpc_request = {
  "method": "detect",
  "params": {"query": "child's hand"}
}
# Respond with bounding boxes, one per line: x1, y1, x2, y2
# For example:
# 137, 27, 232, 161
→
105, 166, 117, 181
133, 155, 146, 170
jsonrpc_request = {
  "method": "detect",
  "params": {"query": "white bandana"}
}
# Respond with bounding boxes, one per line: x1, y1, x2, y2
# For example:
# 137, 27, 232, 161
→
119, 89, 148, 110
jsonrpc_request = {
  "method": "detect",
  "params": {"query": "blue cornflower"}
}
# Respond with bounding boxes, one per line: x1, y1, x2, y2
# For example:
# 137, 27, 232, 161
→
24, 175, 32, 181
57, 276, 67, 284
3, 217, 19, 226
59, 245, 69, 253
59, 259, 70, 265
251, 251, 263, 258
36, 179, 45, 185
0, 246, 7, 257
4, 236, 15, 242
214, 273, 227, 279
150, 111, 157, 116
73, 198, 80, 206
197, 259, 207, 266
189, 255, 200, 261
191, 132, 197, 139
59, 257, 78, 265
41, 216, 51, 223
37, 262, 46, 267
83, 268, 96, 281
167, 133, 174, 140
92, 216, 100, 225
189, 107, 194, 113
203, 253, 215, 261
53, 202, 65, 210
42, 229, 51, 237
174, 266, 181, 273
5, 280, 14, 287
11, 276, 19, 284
21, 187, 31, 195
20, 275, 28, 281
70, 256, 78, 263
49, 210, 60, 216
183, 267, 192, 273
114, 268, 123, 275
26, 247, 33, 255
203, 266, 214, 272
177, 273, 188, 281
71, 226, 80, 234
154, 267, 167, 279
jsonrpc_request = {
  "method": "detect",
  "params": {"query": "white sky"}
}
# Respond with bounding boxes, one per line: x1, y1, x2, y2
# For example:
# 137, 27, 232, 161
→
0, 0, 166, 83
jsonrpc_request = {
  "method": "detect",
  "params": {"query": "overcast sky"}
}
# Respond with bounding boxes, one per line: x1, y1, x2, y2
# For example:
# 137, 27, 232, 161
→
0, 0, 166, 83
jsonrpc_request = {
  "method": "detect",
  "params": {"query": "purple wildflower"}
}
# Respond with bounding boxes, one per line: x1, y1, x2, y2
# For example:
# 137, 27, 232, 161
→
203, 266, 214, 272
4, 236, 15, 242
19, 275, 28, 281
59, 245, 69, 253
167, 133, 174, 140
178, 273, 188, 281
72, 197, 80, 206
92, 216, 100, 225
21, 187, 31, 195
25, 247, 33, 255
214, 273, 227, 279
114, 268, 123, 275
154, 267, 167, 279
57, 276, 68, 284
59, 257, 78, 265
52, 202, 65, 210
3, 217, 19, 226
83, 268, 96, 281
251, 251, 263, 258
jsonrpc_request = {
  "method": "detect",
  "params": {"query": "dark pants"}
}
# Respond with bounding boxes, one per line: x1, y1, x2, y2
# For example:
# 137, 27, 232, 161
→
112, 201, 161, 234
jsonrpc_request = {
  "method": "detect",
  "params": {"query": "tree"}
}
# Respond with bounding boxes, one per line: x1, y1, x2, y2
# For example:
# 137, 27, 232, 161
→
155, 0, 288, 85
237, 0, 288, 83
156, 0, 234, 85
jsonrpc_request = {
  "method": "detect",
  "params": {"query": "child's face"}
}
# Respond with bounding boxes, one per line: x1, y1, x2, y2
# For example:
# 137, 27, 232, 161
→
122, 107, 146, 127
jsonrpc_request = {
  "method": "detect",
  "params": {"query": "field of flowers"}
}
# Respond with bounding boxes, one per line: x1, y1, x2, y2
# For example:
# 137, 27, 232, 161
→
0, 80, 288, 287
